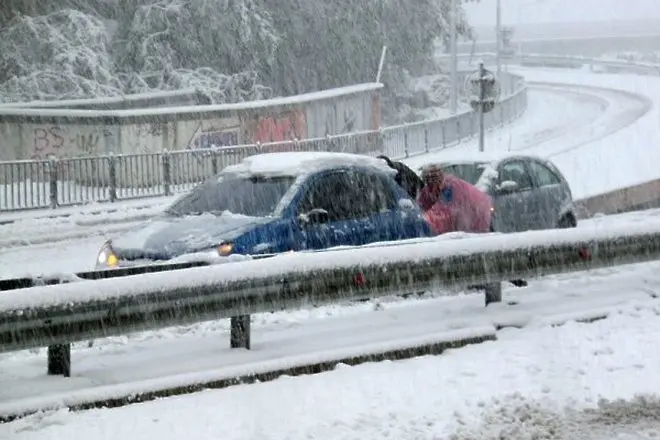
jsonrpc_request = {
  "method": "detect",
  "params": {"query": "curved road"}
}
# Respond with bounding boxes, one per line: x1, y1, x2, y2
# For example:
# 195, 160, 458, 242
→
0, 82, 652, 280
404, 81, 651, 169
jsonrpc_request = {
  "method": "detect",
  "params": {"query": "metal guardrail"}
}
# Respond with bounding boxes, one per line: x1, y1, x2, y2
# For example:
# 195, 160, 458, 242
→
2, 221, 660, 377
0, 74, 528, 212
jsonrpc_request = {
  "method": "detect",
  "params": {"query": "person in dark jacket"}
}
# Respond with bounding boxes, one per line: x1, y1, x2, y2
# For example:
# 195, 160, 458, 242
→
377, 155, 424, 199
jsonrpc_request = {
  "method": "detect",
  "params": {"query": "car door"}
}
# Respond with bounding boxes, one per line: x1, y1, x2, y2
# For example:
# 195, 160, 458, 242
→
527, 158, 569, 229
351, 169, 401, 244
295, 169, 376, 250
493, 159, 536, 232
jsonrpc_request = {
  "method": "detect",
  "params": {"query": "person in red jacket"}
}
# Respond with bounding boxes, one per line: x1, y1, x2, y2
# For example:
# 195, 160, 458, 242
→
418, 164, 507, 305
417, 164, 493, 235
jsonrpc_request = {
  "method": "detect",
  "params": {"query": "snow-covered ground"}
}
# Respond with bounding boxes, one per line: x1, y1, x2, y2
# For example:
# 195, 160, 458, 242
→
0, 196, 175, 250
513, 67, 660, 199
2, 255, 660, 438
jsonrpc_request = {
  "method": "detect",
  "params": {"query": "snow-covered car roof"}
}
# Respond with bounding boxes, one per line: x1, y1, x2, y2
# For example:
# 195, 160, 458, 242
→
222, 152, 397, 178
415, 151, 556, 192
416, 150, 549, 171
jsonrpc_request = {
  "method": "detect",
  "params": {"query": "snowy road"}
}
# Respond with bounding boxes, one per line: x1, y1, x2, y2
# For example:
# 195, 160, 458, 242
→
501, 67, 660, 200
404, 80, 653, 201
0, 82, 640, 280
2, 240, 660, 438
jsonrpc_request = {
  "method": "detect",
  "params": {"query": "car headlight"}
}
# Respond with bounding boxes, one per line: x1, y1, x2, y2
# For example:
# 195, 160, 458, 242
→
217, 242, 233, 257
97, 241, 119, 268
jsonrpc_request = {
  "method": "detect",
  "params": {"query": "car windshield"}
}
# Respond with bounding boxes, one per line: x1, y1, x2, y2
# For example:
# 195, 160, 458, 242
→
439, 162, 489, 185
165, 174, 296, 217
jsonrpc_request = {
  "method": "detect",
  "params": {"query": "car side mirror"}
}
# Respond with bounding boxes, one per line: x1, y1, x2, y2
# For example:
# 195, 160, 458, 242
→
496, 180, 519, 194
298, 208, 330, 226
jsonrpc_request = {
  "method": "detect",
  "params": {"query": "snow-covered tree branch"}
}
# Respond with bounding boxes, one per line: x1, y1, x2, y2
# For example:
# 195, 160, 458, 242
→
0, 0, 472, 103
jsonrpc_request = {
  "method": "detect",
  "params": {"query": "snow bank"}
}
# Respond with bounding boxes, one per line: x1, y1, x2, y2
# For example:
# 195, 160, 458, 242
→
2, 256, 658, 422
3, 291, 660, 439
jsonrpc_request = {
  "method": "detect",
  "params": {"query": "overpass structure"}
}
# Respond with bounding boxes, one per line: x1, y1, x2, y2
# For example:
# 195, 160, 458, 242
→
455, 32, 660, 57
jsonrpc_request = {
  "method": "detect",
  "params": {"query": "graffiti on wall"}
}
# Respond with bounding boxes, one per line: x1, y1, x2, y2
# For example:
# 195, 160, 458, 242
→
187, 117, 241, 151
31, 125, 111, 159
248, 109, 307, 144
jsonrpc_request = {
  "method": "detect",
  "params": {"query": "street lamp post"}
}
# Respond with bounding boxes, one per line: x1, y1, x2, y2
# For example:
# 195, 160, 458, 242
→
449, 0, 458, 114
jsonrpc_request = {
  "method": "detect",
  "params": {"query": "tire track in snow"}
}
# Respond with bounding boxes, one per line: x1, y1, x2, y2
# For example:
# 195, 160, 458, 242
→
523, 81, 653, 158
451, 394, 660, 440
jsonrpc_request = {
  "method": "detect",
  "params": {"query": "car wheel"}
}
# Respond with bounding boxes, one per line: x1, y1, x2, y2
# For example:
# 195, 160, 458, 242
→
557, 213, 577, 229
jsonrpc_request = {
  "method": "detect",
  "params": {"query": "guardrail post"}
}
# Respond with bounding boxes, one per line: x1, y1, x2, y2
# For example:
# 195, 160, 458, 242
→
48, 156, 58, 209
404, 129, 409, 158
379, 128, 386, 155
456, 119, 461, 143
441, 121, 446, 148
47, 344, 71, 377
162, 149, 171, 196
424, 126, 429, 153
484, 282, 502, 306
211, 150, 219, 175
108, 153, 117, 203
324, 134, 332, 152
230, 315, 251, 349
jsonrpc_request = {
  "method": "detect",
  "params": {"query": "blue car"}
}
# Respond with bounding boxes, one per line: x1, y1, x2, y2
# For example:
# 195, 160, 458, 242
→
96, 152, 434, 268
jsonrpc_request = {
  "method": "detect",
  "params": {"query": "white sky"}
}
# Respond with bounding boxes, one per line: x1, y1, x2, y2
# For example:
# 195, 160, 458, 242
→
464, 0, 660, 26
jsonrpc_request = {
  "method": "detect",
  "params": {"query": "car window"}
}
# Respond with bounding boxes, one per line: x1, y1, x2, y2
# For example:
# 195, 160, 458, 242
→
165, 175, 295, 217
439, 162, 488, 185
298, 170, 394, 221
352, 171, 397, 213
528, 160, 562, 187
298, 171, 363, 221
498, 160, 533, 190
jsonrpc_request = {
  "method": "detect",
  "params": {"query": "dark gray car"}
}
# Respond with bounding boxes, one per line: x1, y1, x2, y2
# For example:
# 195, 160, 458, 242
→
421, 154, 577, 233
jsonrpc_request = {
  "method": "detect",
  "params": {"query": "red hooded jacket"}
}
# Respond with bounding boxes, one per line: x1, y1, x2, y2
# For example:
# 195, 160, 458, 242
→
417, 174, 493, 235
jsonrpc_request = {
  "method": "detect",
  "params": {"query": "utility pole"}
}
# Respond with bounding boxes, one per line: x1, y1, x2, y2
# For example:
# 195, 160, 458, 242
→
468, 63, 498, 153
478, 64, 486, 152
495, 0, 502, 75
449, 0, 458, 114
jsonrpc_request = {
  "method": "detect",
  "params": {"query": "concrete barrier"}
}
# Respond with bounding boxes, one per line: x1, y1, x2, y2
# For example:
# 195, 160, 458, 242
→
0, 83, 384, 162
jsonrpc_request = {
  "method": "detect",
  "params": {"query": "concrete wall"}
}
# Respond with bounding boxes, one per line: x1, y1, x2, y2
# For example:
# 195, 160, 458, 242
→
0, 83, 382, 162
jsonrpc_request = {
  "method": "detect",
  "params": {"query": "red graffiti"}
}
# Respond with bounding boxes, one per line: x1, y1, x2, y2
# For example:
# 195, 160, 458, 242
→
253, 110, 307, 144
32, 126, 65, 159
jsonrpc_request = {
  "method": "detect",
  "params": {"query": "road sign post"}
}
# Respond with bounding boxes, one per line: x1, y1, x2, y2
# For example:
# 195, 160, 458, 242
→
467, 63, 500, 152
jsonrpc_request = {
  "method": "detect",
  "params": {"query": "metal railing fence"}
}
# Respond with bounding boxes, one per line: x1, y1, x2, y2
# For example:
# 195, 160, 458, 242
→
0, 76, 527, 211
